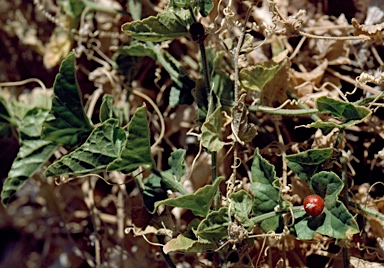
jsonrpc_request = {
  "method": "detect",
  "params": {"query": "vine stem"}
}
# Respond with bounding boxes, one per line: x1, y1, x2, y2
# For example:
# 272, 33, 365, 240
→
340, 156, 350, 268
233, 4, 256, 102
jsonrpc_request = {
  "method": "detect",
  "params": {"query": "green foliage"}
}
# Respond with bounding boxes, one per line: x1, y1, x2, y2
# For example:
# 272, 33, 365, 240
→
107, 105, 155, 173
293, 172, 359, 240
285, 148, 334, 183
251, 148, 284, 232
168, 149, 187, 181
2, 108, 57, 205
196, 207, 229, 241
99, 94, 125, 125
229, 190, 254, 229
304, 96, 372, 134
114, 42, 195, 106
45, 118, 126, 176
41, 51, 93, 147
163, 234, 213, 254
121, 9, 191, 42
153, 177, 224, 217
201, 103, 225, 152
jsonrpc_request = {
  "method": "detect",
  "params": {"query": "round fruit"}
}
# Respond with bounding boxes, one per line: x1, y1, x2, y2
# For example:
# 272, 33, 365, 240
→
303, 194, 325, 217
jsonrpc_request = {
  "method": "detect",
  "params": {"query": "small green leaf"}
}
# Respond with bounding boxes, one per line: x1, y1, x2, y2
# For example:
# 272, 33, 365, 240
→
229, 190, 253, 229
142, 171, 170, 212
316, 96, 371, 123
122, 10, 191, 42
154, 177, 224, 217
115, 42, 157, 60
294, 171, 359, 240
2, 108, 57, 205
285, 148, 334, 183
251, 148, 282, 232
163, 234, 214, 254
172, 0, 191, 8
46, 118, 126, 177
198, 0, 214, 17
107, 105, 155, 173
0, 94, 17, 138
239, 58, 289, 106
196, 207, 229, 241
194, 79, 209, 122
201, 104, 225, 152
121, 41, 195, 107
168, 149, 186, 181
128, 0, 142, 21
212, 51, 233, 103
303, 121, 341, 135
99, 94, 124, 124
42, 51, 93, 146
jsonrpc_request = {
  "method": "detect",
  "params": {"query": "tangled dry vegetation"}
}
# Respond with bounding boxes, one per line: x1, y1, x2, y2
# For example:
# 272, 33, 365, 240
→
0, 0, 384, 267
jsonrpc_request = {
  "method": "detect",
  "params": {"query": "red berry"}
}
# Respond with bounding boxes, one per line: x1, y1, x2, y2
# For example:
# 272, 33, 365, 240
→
303, 194, 325, 217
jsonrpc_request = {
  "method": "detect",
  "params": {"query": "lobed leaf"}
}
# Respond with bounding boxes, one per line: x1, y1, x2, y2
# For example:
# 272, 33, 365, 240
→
196, 207, 229, 241
154, 177, 224, 217
2, 108, 57, 205
121, 10, 191, 42
107, 105, 155, 173
285, 148, 334, 183
163, 234, 214, 254
229, 190, 254, 229
168, 149, 187, 181
294, 172, 359, 240
45, 118, 126, 177
42, 51, 93, 147
316, 96, 371, 124
251, 148, 282, 232
201, 104, 225, 152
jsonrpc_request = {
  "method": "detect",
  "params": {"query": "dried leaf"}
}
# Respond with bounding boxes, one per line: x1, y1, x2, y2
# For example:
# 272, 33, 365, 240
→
352, 18, 384, 42
231, 95, 257, 146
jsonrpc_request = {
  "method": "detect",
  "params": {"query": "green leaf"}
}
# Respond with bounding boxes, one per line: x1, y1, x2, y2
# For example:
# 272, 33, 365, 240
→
294, 172, 359, 240
154, 177, 224, 217
198, 0, 214, 17
194, 79, 209, 122
201, 104, 225, 152
67, 0, 85, 19
2, 108, 57, 205
251, 148, 282, 232
229, 190, 253, 229
163, 234, 214, 254
141, 171, 170, 212
171, 0, 191, 8
239, 57, 289, 106
107, 105, 155, 173
316, 96, 371, 123
121, 10, 191, 42
42, 51, 93, 146
212, 51, 233, 104
303, 121, 341, 135
196, 207, 229, 241
168, 149, 186, 181
0, 94, 17, 138
239, 60, 283, 92
302, 96, 372, 133
285, 148, 334, 183
45, 118, 126, 177
128, 0, 142, 21
115, 42, 157, 60
99, 94, 124, 124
